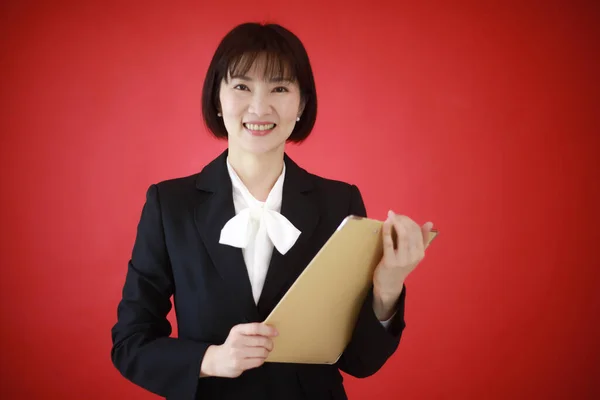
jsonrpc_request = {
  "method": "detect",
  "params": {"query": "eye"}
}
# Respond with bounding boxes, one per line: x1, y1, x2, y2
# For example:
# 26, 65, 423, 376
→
233, 84, 249, 91
273, 86, 289, 93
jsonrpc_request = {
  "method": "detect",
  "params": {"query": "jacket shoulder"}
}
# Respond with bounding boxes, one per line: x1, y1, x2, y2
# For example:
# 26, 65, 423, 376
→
138, 173, 203, 213
303, 168, 358, 196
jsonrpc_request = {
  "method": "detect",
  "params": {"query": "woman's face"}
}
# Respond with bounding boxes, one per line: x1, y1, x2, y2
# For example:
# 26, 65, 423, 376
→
219, 57, 304, 156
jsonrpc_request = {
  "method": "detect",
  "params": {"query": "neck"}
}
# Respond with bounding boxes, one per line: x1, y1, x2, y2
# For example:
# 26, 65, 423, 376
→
227, 147, 285, 202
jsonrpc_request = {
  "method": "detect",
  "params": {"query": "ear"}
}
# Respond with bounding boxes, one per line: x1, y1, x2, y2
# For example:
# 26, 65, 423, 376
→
298, 97, 307, 119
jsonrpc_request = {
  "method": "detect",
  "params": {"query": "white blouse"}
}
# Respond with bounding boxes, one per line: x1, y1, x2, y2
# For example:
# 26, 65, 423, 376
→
219, 158, 300, 304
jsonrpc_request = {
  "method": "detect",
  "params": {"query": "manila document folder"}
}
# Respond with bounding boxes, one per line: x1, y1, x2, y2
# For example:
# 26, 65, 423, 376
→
263, 215, 438, 364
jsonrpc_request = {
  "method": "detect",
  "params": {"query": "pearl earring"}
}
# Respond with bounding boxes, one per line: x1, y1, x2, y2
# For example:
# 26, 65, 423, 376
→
217, 112, 222, 117
296, 117, 300, 121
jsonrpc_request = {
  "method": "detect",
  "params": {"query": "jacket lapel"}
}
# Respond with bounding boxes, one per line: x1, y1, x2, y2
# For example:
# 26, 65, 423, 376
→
257, 153, 320, 318
194, 150, 260, 322
193, 150, 321, 322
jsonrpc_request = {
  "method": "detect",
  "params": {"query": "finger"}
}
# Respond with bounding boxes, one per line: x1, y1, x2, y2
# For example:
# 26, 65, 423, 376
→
382, 214, 396, 263
414, 222, 426, 261
243, 346, 271, 359
409, 219, 422, 252
393, 218, 410, 262
398, 216, 421, 255
236, 323, 278, 337
244, 336, 274, 351
421, 222, 434, 248
239, 357, 267, 371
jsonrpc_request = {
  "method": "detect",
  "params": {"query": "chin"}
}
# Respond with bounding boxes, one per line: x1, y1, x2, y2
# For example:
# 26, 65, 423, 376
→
234, 132, 289, 155
240, 141, 286, 156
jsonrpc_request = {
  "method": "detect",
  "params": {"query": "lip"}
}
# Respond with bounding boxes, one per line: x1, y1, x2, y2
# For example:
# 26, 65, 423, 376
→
243, 121, 276, 125
243, 121, 277, 137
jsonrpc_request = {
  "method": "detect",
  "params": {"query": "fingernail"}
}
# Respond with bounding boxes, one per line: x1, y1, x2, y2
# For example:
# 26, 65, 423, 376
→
388, 210, 394, 218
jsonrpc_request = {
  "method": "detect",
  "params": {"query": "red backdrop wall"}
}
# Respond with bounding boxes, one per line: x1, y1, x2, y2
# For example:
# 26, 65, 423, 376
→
1, 1, 599, 399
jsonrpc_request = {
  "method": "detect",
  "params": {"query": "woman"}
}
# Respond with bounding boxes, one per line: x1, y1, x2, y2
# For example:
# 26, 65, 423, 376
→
111, 22, 434, 400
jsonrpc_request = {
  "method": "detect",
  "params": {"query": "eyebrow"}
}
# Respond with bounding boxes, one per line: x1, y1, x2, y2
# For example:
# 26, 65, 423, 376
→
230, 75, 294, 83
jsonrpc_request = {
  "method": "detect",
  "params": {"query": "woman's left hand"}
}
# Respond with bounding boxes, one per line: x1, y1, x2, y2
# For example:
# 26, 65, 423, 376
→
372, 210, 433, 319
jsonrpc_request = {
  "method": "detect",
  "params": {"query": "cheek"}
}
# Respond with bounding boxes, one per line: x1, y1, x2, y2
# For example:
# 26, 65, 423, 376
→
279, 98, 301, 121
220, 95, 243, 115
219, 87, 248, 113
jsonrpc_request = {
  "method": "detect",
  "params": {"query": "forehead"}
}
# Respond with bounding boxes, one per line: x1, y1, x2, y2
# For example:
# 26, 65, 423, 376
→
226, 51, 297, 82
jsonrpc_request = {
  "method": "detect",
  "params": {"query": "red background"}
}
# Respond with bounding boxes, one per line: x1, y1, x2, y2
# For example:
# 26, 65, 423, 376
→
1, 1, 599, 399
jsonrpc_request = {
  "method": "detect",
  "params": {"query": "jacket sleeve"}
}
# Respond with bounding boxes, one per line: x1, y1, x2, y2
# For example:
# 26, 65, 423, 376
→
335, 184, 407, 378
111, 184, 210, 399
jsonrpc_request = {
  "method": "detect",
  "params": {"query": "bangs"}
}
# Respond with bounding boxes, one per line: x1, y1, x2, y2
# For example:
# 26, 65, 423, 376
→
225, 51, 298, 82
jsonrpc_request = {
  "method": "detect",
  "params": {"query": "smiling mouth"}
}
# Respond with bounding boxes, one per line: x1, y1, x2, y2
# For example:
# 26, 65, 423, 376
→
243, 123, 276, 131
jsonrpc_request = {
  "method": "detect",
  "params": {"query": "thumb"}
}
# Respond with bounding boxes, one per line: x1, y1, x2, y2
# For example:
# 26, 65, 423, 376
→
421, 221, 434, 248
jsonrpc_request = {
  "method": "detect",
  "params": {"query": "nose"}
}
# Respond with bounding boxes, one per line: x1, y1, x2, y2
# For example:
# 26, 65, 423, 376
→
248, 91, 272, 116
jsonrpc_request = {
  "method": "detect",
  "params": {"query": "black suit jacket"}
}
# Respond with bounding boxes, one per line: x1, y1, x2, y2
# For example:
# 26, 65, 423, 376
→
111, 150, 407, 400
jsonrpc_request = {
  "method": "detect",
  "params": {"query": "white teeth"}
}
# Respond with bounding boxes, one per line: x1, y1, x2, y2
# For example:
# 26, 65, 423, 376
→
244, 123, 275, 131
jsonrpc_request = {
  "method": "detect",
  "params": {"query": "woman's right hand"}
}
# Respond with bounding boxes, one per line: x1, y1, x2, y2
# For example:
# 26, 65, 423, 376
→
200, 323, 278, 378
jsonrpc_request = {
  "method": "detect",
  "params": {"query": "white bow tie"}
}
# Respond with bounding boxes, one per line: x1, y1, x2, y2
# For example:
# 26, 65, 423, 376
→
219, 205, 300, 254
219, 159, 301, 255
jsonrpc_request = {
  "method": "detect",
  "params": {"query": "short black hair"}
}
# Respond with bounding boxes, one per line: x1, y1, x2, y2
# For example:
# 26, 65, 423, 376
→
201, 22, 317, 143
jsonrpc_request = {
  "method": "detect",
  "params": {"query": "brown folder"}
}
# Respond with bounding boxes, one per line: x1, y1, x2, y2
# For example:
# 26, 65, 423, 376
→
263, 215, 438, 364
